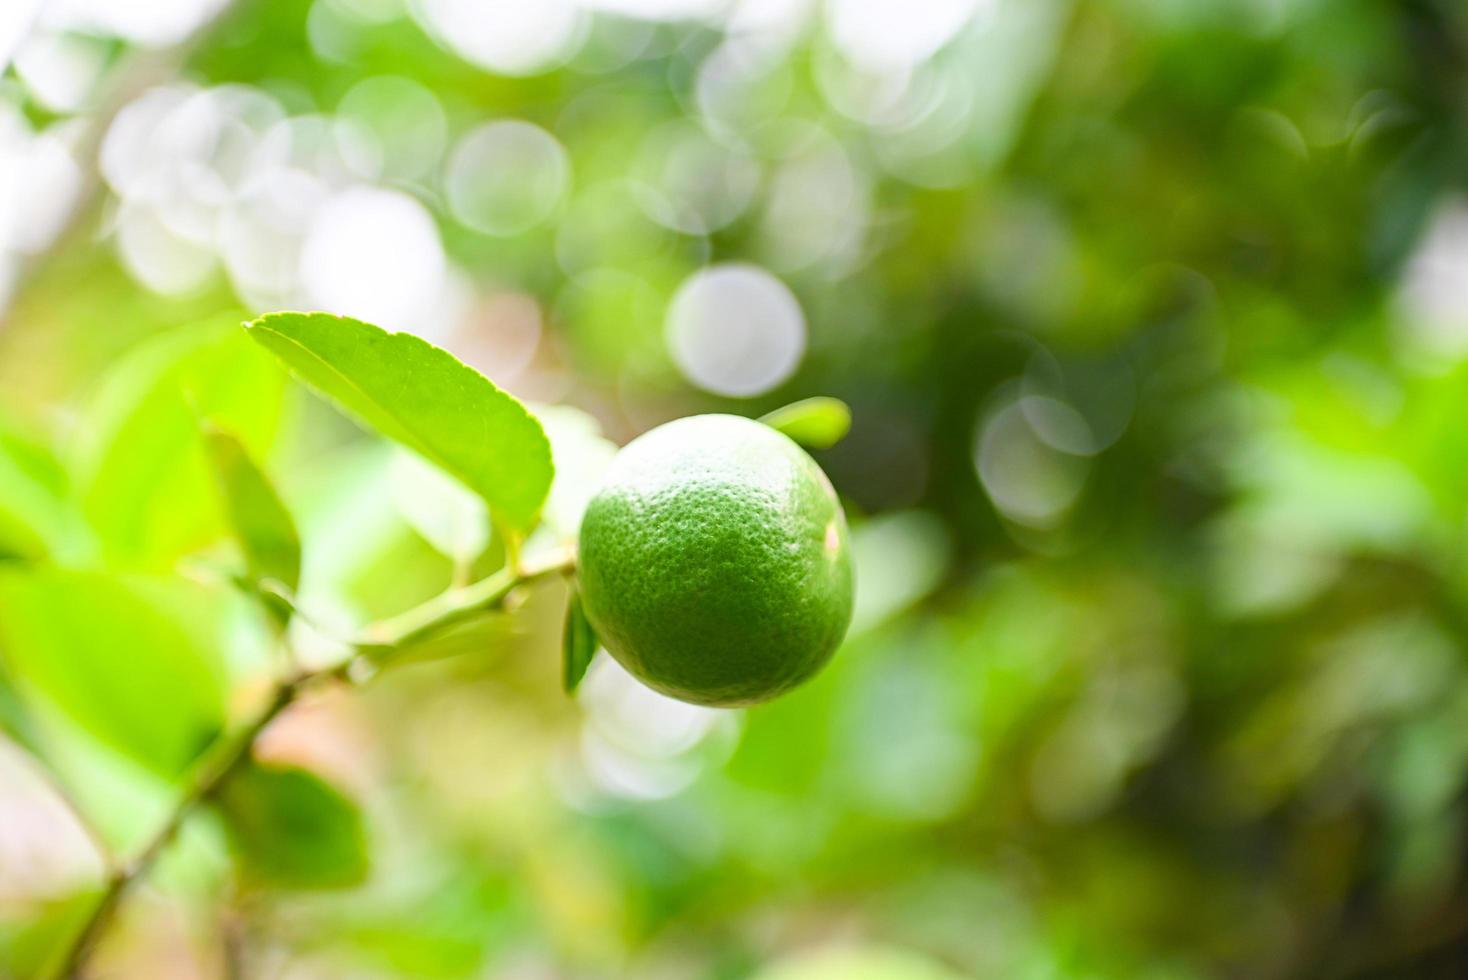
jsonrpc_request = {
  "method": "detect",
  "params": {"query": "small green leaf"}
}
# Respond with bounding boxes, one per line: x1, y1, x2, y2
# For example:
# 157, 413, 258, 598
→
759, 397, 852, 449
562, 587, 598, 694
0, 570, 228, 777
76, 321, 287, 569
203, 427, 302, 596
217, 761, 368, 889
244, 312, 553, 534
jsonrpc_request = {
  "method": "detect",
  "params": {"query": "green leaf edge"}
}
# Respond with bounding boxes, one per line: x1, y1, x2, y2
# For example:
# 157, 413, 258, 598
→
200, 424, 303, 598
243, 311, 554, 533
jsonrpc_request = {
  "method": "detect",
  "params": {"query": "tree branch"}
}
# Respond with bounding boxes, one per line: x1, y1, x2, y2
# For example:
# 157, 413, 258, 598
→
47, 549, 575, 979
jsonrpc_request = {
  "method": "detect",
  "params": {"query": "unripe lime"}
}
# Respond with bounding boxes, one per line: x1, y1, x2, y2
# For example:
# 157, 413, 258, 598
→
577, 414, 854, 707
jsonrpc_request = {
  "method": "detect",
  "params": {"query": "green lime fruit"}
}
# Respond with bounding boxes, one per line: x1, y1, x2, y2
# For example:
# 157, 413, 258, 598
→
577, 414, 854, 707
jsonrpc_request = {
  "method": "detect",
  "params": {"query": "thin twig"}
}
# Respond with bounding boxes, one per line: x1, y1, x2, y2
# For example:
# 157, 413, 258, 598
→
356, 549, 571, 654
48, 679, 297, 980
48, 551, 575, 979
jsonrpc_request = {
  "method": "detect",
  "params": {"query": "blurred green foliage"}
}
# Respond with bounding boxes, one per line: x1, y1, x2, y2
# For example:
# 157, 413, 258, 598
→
4, 0, 1468, 977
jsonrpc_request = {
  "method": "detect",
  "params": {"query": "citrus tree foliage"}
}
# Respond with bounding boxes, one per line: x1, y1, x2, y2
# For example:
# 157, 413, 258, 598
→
0, 313, 568, 977
3, 0, 1468, 978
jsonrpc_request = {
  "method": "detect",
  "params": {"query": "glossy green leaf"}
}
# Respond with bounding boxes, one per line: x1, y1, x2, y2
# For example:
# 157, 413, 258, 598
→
244, 312, 553, 533
76, 321, 287, 569
759, 397, 852, 450
217, 761, 368, 889
0, 570, 228, 777
562, 586, 598, 694
203, 427, 302, 595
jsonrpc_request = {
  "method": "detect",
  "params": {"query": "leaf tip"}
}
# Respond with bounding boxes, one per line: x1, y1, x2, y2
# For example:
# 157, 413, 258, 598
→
562, 587, 598, 695
759, 396, 853, 450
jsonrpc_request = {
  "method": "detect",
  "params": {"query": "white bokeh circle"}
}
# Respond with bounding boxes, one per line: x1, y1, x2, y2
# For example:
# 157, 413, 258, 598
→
445, 120, 570, 237
299, 185, 446, 331
666, 263, 806, 397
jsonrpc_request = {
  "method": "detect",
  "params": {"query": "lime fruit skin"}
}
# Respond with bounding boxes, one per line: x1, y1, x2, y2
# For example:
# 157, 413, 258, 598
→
577, 414, 854, 707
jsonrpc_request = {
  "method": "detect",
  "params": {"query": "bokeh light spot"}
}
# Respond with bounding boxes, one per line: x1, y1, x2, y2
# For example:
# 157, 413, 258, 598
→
300, 185, 446, 331
412, 0, 584, 76
975, 396, 1089, 529
666, 263, 806, 397
826, 0, 992, 73
337, 76, 446, 181
446, 120, 570, 237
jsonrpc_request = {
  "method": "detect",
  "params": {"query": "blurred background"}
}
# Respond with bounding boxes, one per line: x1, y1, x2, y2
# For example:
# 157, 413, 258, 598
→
4, 0, 1468, 976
